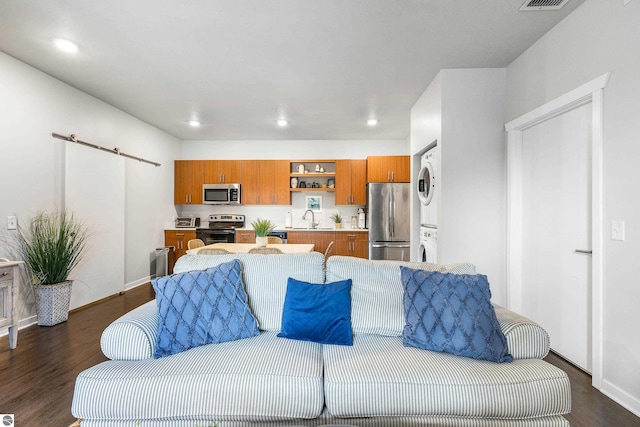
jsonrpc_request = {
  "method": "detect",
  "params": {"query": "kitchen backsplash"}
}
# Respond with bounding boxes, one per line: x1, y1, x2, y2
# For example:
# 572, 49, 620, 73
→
177, 192, 363, 229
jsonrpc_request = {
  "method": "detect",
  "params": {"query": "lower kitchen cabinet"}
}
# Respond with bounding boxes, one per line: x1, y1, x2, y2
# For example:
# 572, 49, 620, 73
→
164, 230, 196, 273
287, 230, 368, 259
287, 231, 334, 256
334, 231, 369, 258
235, 230, 256, 243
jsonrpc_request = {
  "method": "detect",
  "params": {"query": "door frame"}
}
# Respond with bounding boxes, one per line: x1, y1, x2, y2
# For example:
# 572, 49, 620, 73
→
505, 72, 609, 389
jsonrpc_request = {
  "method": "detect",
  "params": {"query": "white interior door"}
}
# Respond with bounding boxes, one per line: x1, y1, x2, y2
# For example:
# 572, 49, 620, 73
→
520, 103, 592, 372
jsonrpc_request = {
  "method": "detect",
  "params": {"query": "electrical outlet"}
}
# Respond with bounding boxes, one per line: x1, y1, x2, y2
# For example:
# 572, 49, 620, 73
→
611, 220, 625, 241
7, 215, 17, 230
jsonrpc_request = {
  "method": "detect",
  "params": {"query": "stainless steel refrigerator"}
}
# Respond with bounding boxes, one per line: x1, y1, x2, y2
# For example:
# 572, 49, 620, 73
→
367, 182, 411, 261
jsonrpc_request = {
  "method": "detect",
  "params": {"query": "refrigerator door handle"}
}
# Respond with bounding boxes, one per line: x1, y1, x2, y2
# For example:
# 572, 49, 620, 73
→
371, 243, 411, 249
391, 187, 395, 238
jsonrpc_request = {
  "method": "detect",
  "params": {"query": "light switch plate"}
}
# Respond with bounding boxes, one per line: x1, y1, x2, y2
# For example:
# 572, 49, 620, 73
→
7, 215, 17, 230
611, 220, 625, 241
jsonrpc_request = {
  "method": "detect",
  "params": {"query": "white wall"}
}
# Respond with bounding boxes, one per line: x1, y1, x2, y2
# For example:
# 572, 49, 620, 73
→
0, 51, 180, 327
506, 0, 640, 416
410, 69, 507, 304
179, 139, 409, 227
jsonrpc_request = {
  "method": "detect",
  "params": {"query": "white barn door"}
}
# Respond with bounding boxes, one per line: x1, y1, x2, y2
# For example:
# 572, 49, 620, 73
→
65, 143, 125, 309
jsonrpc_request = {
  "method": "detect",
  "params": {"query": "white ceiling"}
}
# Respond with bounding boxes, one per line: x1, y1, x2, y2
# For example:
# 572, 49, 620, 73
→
0, 0, 584, 141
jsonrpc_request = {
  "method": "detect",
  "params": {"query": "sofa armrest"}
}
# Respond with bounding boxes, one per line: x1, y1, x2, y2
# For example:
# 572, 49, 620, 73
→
100, 300, 158, 360
494, 305, 550, 359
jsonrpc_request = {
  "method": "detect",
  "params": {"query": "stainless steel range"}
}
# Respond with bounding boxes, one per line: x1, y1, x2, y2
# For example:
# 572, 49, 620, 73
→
196, 214, 245, 245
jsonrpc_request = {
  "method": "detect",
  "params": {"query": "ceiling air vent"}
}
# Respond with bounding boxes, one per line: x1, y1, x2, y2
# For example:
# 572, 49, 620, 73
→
520, 0, 571, 11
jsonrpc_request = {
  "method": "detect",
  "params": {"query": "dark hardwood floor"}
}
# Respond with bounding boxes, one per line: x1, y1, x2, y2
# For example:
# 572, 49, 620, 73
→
1, 283, 638, 427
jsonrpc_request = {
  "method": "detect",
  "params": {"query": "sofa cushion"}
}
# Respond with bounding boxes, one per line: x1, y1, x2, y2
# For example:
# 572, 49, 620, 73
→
174, 253, 325, 332
152, 260, 259, 358
278, 278, 353, 346
322, 334, 571, 419
401, 268, 512, 363
325, 256, 476, 336
73, 331, 324, 421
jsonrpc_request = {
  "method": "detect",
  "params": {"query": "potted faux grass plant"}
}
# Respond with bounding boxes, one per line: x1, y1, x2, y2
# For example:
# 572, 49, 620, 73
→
329, 212, 343, 229
251, 218, 276, 247
9, 210, 90, 326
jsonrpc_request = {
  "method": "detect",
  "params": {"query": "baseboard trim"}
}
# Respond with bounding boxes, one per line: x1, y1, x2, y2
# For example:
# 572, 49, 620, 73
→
0, 315, 38, 339
1, 278, 153, 339
601, 379, 640, 418
125, 276, 152, 291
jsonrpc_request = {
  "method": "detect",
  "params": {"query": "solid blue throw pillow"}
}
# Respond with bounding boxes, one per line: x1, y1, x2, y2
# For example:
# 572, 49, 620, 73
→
152, 259, 259, 358
400, 267, 512, 363
278, 278, 353, 346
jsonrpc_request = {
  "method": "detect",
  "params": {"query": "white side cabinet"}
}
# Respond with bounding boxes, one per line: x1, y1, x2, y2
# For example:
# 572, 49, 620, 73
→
0, 260, 22, 349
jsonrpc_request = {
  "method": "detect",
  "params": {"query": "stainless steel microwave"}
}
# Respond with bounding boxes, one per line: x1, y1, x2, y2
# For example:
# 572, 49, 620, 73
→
203, 183, 241, 205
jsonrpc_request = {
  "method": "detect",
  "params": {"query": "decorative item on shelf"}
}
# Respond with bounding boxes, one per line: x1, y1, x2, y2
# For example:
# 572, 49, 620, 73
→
290, 177, 298, 188
251, 218, 276, 247
299, 181, 306, 188
320, 167, 325, 173
327, 178, 335, 188
330, 212, 343, 229
5, 210, 90, 326
315, 164, 321, 172
297, 164, 305, 174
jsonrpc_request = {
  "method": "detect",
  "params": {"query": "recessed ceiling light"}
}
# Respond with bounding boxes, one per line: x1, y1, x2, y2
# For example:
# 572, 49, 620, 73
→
367, 118, 379, 126
53, 38, 79, 53
188, 120, 201, 127
277, 119, 288, 127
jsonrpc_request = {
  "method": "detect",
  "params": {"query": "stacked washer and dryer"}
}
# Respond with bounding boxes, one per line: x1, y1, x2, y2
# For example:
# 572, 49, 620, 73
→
417, 146, 438, 263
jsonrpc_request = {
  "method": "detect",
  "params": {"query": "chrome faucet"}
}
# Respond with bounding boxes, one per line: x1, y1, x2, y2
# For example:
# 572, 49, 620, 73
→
302, 209, 319, 229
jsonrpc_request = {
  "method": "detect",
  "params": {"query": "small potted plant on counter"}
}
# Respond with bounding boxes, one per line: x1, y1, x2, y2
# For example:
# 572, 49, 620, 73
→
8, 210, 90, 326
330, 212, 343, 229
251, 218, 276, 247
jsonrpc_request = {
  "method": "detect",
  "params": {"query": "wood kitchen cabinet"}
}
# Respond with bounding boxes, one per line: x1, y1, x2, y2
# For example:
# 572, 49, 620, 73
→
164, 230, 196, 273
204, 160, 241, 184
366, 155, 410, 183
334, 231, 369, 258
335, 159, 367, 205
241, 160, 290, 205
174, 160, 205, 204
287, 230, 368, 259
235, 230, 256, 243
287, 230, 334, 256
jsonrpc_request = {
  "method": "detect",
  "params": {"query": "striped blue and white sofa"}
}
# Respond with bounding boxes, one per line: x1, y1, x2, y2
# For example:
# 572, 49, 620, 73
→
72, 253, 571, 427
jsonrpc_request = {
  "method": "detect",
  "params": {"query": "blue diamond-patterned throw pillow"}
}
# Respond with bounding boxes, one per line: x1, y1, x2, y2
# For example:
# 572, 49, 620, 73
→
400, 267, 512, 363
152, 259, 259, 358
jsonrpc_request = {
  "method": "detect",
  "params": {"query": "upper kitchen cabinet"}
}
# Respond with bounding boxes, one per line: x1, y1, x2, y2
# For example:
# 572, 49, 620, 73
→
174, 160, 205, 204
366, 156, 410, 182
335, 159, 367, 205
241, 160, 290, 205
204, 160, 241, 184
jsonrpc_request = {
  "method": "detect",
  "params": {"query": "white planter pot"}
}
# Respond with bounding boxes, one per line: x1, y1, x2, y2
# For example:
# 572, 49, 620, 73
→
255, 236, 268, 247
35, 280, 73, 326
